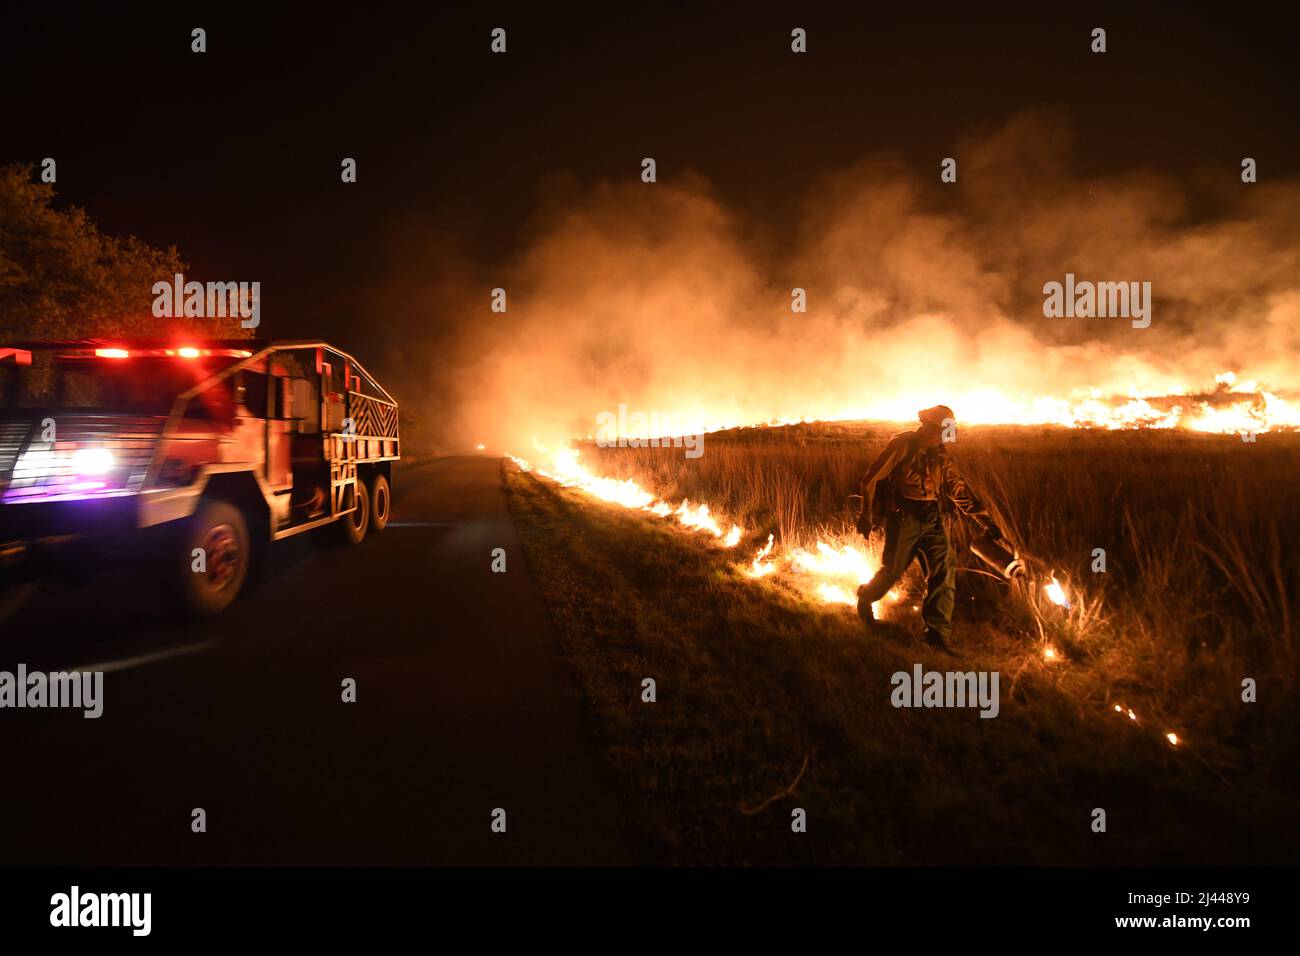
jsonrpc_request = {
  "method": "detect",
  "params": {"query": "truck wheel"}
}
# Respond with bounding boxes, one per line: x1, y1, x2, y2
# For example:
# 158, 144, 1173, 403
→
168, 500, 250, 616
338, 478, 369, 545
369, 474, 390, 533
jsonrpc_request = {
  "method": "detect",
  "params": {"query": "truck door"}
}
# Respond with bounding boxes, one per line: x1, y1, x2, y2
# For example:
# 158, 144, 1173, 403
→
266, 376, 293, 492
235, 368, 290, 491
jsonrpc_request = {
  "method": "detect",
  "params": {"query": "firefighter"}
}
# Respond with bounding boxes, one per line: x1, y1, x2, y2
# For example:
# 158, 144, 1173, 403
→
854, 405, 1003, 653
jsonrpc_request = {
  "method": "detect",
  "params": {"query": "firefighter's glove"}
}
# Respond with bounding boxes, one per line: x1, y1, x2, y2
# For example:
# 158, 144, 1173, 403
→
855, 509, 875, 537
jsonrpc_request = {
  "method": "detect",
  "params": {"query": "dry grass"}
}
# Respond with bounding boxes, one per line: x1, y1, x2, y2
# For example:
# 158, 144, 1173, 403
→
581, 423, 1300, 783
505, 441, 1300, 864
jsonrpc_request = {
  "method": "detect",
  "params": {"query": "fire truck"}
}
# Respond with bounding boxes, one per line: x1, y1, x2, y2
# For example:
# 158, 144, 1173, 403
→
0, 340, 399, 615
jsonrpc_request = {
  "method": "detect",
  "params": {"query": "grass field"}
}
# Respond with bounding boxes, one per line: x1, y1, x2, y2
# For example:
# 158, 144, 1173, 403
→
504, 423, 1300, 864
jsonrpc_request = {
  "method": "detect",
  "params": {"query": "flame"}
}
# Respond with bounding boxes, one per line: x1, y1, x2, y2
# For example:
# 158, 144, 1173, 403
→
785, 538, 902, 608
509, 372, 1291, 750
543, 447, 657, 510
523, 445, 743, 546
747, 533, 777, 577
552, 374, 1299, 440
516, 445, 1196, 751
675, 499, 739, 543
790, 540, 876, 581
814, 583, 859, 605
1045, 576, 1070, 608
517, 445, 903, 608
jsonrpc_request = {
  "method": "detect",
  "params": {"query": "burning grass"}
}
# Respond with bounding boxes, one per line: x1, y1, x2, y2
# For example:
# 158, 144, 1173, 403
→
582, 424, 1300, 737
504, 424, 1300, 863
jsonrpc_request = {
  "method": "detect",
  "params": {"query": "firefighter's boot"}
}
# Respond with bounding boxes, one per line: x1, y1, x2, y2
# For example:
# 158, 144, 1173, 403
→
856, 585, 877, 630
924, 628, 960, 657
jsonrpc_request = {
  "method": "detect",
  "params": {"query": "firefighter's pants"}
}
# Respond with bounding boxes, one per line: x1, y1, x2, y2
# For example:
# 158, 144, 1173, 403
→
859, 500, 956, 638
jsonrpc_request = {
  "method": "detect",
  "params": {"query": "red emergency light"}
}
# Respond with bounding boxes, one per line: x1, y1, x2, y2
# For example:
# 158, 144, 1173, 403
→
83, 347, 252, 360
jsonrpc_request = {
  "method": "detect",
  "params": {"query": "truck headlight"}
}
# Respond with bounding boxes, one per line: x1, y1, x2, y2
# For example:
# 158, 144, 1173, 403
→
72, 447, 115, 476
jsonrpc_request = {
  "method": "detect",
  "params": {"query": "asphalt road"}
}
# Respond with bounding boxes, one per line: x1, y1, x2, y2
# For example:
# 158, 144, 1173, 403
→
0, 457, 630, 865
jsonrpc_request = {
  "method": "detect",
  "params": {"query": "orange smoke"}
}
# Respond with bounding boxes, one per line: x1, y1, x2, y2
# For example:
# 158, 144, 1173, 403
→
437, 110, 1298, 455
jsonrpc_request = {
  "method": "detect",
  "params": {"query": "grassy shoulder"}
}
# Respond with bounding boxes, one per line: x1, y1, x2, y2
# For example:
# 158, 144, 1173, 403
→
504, 465, 1299, 865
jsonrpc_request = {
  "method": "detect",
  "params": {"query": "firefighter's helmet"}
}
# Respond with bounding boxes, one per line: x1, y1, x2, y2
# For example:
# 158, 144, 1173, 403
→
918, 404, 955, 427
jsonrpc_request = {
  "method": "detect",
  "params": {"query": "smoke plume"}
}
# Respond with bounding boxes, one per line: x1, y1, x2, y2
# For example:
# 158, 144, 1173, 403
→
373, 109, 1300, 453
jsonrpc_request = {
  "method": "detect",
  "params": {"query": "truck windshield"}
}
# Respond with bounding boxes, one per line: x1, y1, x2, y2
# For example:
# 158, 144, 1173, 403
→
0, 355, 236, 414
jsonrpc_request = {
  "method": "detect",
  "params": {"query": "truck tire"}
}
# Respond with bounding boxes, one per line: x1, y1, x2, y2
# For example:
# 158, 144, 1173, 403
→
369, 473, 390, 533
338, 478, 369, 545
168, 500, 250, 616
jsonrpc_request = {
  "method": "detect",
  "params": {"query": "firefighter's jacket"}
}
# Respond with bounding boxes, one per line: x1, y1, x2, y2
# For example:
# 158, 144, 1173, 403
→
859, 430, 993, 526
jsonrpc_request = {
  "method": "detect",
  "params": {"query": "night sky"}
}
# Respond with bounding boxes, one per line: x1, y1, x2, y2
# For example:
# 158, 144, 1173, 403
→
3, 2, 1297, 396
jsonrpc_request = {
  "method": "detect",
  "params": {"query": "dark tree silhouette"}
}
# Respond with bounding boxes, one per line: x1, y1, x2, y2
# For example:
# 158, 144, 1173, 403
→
0, 164, 246, 341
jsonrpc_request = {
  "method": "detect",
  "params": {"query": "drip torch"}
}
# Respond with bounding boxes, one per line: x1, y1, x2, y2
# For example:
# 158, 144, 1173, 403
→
968, 532, 1070, 608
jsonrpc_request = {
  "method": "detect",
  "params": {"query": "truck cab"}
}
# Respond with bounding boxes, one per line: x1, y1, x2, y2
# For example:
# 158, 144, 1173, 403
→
0, 339, 400, 615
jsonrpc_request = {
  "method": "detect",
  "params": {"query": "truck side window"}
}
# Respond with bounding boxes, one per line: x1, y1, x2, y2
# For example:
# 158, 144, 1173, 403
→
289, 376, 320, 432
185, 381, 232, 422
238, 370, 270, 418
